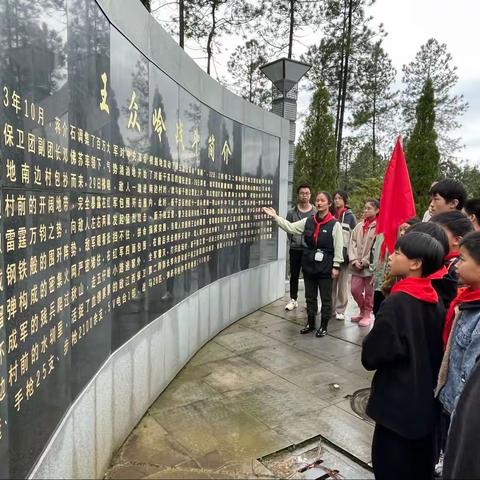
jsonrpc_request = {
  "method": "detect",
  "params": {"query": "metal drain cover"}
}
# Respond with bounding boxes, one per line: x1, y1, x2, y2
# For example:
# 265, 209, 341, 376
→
349, 388, 374, 423
258, 434, 373, 479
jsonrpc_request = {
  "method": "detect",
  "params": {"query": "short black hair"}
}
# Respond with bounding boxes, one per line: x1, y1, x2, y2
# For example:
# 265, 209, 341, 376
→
460, 231, 480, 265
333, 190, 349, 203
429, 179, 467, 210
431, 210, 474, 238
366, 199, 380, 209
395, 231, 444, 277
406, 216, 421, 226
465, 198, 480, 219
297, 184, 311, 194
406, 222, 449, 257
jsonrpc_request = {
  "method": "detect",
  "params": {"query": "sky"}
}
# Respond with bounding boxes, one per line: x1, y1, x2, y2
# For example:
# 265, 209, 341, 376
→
153, 0, 480, 166
369, 0, 480, 166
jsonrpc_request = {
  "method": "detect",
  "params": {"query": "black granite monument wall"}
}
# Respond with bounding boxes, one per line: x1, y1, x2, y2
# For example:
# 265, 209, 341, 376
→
0, 0, 280, 477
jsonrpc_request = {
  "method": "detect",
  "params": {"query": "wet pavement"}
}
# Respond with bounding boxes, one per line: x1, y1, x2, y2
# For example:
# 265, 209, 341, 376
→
105, 291, 375, 479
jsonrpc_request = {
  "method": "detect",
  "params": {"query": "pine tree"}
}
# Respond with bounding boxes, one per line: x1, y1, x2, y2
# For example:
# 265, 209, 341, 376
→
301, 0, 379, 171
352, 40, 398, 165
153, 0, 259, 76
227, 39, 271, 108
293, 83, 337, 200
255, 0, 322, 59
402, 38, 468, 160
405, 78, 440, 214
348, 141, 385, 186
349, 177, 383, 217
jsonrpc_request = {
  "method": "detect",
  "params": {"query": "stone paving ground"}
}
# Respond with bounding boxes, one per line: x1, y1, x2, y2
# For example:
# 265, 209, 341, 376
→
105, 290, 375, 479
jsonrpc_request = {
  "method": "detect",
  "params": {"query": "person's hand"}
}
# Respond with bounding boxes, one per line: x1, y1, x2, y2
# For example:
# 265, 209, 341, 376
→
262, 207, 277, 219
331, 268, 340, 279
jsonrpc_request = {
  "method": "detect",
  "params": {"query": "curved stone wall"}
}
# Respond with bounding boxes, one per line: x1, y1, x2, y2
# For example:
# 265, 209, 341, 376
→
0, 0, 288, 478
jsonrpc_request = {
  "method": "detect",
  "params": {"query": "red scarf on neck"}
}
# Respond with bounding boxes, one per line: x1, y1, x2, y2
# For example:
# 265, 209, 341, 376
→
390, 277, 438, 303
443, 287, 480, 349
335, 207, 347, 221
313, 212, 335, 245
362, 215, 377, 236
444, 251, 460, 262
428, 265, 449, 281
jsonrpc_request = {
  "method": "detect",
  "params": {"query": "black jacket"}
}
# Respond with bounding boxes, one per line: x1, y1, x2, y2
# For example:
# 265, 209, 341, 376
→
338, 208, 357, 230
444, 358, 480, 479
432, 258, 459, 311
362, 292, 445, 439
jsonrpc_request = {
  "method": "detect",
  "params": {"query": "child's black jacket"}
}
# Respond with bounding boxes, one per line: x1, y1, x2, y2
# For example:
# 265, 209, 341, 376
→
362, 292, 445, 439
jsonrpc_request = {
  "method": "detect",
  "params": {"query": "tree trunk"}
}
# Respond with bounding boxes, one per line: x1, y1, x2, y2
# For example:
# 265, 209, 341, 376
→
249, 65, 253, 102
288, 0, 295, 59
372, 94, 377, 174
206, 2, 216, 75
334, 3, 348, 142
335, 0, 354, 172
179, 0, 185, 49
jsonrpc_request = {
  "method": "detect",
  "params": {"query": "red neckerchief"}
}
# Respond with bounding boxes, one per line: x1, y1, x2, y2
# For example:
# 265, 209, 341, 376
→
362, 215, 377, 236
313, 212, 334, 245
390, 277, 438, 303
443, 287, 480, 350
428, 265, 449, 281
444, 251, 460, 262
335, 207, 347, 221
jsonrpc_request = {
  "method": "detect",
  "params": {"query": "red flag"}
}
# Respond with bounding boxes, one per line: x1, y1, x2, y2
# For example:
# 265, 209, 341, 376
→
376, 137, 416, 258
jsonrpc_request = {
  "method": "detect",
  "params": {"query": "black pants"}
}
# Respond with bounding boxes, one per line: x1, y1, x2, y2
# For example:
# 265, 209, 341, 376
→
372, 423, 434, 480
304, 273, 332, 329
289, 249, 303, 300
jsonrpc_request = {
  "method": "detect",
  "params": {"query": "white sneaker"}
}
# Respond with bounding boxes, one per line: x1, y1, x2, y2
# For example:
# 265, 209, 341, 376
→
434, 452, 444, 477
336, 313, 345, 321
285, 299, 298, 311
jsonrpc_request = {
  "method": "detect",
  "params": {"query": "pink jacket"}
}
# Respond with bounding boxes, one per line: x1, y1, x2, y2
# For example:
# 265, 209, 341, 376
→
348, 219, 377, 277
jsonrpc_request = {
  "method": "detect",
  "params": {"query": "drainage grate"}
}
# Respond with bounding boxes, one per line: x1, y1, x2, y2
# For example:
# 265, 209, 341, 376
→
349, 388, 374, 424
259, 434, 373, 479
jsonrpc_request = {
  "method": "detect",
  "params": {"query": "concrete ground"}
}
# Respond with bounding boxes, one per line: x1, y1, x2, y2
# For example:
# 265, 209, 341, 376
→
105, 291, 375, 479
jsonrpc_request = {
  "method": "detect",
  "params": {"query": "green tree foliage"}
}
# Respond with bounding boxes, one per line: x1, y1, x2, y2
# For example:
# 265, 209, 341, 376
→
302, 0, 378, 170
405, 79, 440, 214
352, 40, 398, 164
227, 39, 271, 107
189, 0, 260, 75
154, 0, 259, 76
348, 177, 383, 218
293, 83, 337, 200
348, 141, 385, 186
440, 160, 480, 198
337, 136, 360, 190
402, 38, 468, 159
255, 0, 322, 59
